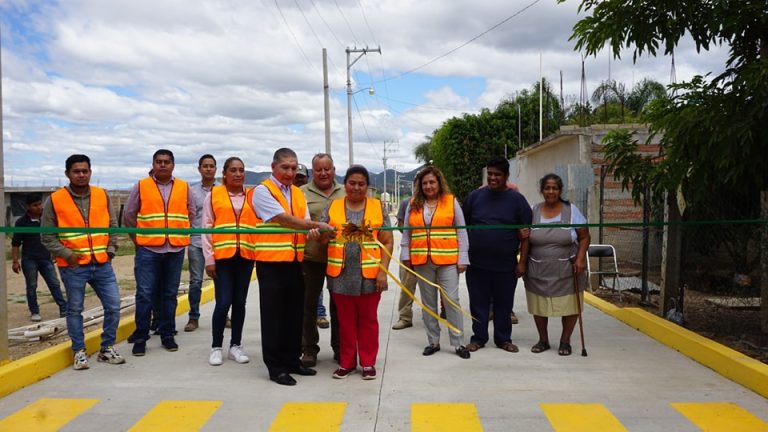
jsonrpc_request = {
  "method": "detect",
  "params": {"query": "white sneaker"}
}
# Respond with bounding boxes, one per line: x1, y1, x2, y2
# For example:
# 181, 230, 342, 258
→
228, 344, 250, 364
97, 346, 126, 365
73, 350, 89, 370
209, 348, 223, 366
30, 314, 42, 322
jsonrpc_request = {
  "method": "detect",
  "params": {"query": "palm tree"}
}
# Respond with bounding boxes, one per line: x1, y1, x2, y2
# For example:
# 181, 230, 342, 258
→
627, 78, 668, 115
592, 79, 628, 123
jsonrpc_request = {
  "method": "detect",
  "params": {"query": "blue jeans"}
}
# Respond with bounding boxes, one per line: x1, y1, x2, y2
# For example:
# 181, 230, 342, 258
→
59, 262, 121, 353
131, 247, 185, 342
317, 290, 327, 318
187, 245, 204, 320
23, 258, 67, 315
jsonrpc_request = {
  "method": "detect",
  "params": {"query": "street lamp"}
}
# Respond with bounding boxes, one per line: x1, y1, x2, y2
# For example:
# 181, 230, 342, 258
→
346, 46, 381, 166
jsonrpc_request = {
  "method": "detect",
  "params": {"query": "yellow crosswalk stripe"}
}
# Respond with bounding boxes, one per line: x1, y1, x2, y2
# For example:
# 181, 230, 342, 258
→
268, 402, 347, 432
128, 400, 222, 431
411, 403, 483, 432
541, 403, 628, 432
672, 402, 768, 431
0, 398, 99, 431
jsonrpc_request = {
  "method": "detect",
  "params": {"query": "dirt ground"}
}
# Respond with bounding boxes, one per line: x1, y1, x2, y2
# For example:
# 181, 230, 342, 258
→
4, 255, 139, 360
593, 287, 768, 365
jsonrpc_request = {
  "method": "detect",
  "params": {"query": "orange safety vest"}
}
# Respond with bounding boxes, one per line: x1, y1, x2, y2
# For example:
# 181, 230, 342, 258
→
50, 186, 111, 267
251, 179, 307, 262
135, 177, 191, 247
408, 194, 458, 266
210, 185, 258, 260
326, 198, 383, 278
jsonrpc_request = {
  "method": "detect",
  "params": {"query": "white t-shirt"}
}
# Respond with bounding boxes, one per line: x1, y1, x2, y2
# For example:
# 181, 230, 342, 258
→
538, 204, 586, 243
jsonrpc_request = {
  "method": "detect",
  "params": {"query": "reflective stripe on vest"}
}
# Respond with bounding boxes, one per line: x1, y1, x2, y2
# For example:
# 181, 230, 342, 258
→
211, 185, 258, 260
326, 197, 384, 278
136, 177, 191, 247
408, 194, 458, 266
251, 180, 307, 262
51, 186, 111, 267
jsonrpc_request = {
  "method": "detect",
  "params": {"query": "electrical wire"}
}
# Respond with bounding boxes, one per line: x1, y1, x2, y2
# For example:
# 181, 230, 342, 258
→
274, 0, 318, 72
334, 0, 360, 46
373, 0, 541, 84
293, 0, 341, 72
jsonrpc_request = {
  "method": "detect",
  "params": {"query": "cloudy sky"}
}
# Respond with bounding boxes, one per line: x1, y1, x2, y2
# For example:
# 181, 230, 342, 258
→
1, 0, 727, 189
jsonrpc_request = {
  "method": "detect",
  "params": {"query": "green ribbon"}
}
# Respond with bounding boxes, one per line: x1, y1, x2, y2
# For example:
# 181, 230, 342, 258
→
1, 218, 767, 235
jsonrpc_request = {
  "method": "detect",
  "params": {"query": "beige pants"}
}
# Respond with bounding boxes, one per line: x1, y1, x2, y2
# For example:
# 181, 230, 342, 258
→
396, 265, 419, 323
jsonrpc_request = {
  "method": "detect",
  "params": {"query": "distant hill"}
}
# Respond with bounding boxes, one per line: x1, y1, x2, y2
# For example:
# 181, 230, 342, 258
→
245, 166, 423, 196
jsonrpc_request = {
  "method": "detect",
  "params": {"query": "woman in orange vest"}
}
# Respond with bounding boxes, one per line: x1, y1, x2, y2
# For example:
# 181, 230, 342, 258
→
323, 165, 393, 380
401, 166, 471, 359
202, 157, 258, 366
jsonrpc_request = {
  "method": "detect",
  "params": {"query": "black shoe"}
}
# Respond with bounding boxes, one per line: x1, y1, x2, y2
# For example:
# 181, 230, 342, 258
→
161, 337, 179, 352
455, 346, 471, 359
422, 344, 441, 356
132, 341, 146, 357
270, 373, 297, 386
289, 365, 318, 376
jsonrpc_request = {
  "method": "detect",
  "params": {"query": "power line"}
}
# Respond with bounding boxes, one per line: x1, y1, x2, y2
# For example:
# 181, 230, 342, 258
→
334, 0, 361, 46
372, 0, 541, 84
274, 0, 318, 72
357, 0, 379, 46
309, 0, 345, 49
293, 0, 341, 72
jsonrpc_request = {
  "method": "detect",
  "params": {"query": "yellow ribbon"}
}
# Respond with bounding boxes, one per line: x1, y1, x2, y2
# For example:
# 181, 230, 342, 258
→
339, 223, 473, 334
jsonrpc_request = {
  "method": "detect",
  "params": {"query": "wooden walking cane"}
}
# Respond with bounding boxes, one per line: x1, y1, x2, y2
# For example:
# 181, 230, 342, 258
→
573, 265, 588, 357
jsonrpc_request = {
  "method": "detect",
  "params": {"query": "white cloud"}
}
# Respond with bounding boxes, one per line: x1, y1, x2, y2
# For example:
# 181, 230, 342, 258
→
1, 0, 729, 188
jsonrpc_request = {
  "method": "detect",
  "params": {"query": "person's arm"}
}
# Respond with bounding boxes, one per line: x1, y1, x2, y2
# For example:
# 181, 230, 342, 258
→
41, 195, 79, 266
399, 203, 413, 265
186, 183, 197, 229
11, 246, 21, 274
517, 237, 529, 277
253, 185, 332, 239
572, 205, 590, 276
375, 205, 394, 292
11, 221, 23, 273
106, 193, 118, 259
201, 193, 217, 279
123, 183, 140, 244
453, 198, 469, 272
516, 196, 533, 277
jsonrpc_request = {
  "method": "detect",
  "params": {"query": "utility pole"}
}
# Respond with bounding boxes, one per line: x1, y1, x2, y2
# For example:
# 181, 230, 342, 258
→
346, 46, 381, 166
322, 48, 332, 155
0, 27, 8, 363
382, 140, 397, 212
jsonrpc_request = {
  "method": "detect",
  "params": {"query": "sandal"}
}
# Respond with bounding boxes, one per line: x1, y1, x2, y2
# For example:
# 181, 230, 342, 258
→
500, 341, 519, 353
558, 342, 572, 356
531, 341, 551, 353
466, 342, 485, 352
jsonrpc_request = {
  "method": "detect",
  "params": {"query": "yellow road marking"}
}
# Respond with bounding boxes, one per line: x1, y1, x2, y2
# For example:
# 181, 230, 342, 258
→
411, 403, 483, 432
672, 402, 768, 431
268, 402, 346, 432
128, 400, 222, 431
0, 398, 99, 431
541, 403, 628, 432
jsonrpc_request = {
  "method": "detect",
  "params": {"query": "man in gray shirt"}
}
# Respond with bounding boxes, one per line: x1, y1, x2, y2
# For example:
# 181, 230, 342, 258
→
184, 154, 217, 332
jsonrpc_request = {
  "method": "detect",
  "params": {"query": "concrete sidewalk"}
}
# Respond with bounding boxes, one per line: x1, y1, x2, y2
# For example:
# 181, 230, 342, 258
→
1, 265, 768, 431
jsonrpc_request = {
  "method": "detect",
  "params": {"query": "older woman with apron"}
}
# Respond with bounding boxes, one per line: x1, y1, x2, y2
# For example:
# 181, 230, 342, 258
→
521, 173, 590, 356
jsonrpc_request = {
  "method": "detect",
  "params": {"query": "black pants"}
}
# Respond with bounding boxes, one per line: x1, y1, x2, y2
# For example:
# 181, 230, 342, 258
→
212, 255, 254, 348
301, 260, 339, 356
466, 267, 517, 347
256, 260, 305, 377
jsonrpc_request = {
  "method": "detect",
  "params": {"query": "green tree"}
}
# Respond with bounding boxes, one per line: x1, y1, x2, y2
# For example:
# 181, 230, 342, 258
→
592, 79, 628, 123
562, 0, 768, 331
627, 78, 668, 116
414, 136, 433, 164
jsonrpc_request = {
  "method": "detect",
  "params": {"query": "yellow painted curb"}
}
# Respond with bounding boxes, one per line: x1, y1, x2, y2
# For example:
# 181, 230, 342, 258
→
0, 282, 216, 398
585, 293, 768, 399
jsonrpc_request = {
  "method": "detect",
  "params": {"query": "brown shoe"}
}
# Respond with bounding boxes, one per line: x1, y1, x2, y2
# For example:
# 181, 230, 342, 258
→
466, 341, 485, 352
316, 317, 330, 329
301, 352, 317, 367
501, 341, 519, 353
510, 311, 519, 325
392, 320, 413, 330
184, 319, 198, 332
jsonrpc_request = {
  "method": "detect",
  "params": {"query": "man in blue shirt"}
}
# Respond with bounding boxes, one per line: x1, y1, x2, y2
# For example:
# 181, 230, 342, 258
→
12, 193, 67, 321
463, 157, 532, 353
